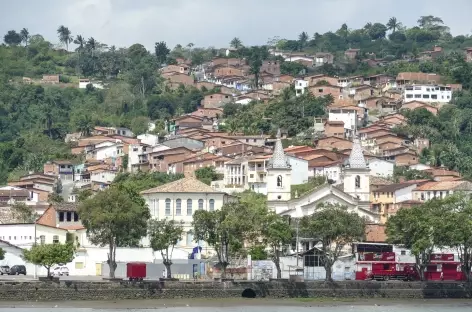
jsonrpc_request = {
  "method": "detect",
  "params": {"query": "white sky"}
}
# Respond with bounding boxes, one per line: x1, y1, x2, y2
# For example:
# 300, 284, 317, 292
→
1, 0, 471, 50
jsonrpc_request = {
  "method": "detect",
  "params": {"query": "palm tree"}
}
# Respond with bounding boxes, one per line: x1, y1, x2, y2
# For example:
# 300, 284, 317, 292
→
386, 17, 402, 33
74, 35, 86, 51
57, 25, 73, 51
230, 37, 242, 49
298, 32, 308, 51
87, 37, 97, 55
20, 28, 30, 47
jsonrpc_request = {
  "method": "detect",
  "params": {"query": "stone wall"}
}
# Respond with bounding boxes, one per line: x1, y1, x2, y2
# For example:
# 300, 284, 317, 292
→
0, 280, 471, 301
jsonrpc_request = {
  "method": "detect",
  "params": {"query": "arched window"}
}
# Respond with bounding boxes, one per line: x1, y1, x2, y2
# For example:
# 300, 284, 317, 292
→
187, 199, 193, 215
277, 175, 283, 187
165, 198, 171, 216
209, 199, 215, 211
176, 199, 182, 215
355, 175, 360, 188
198, 199, 204, 210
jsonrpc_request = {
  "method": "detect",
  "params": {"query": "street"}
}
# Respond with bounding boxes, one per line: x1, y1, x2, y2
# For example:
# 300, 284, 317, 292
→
0, 275, 105, 281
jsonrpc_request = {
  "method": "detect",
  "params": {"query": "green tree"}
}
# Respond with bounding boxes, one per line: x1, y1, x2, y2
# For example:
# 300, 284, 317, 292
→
386, 200, 442, 280
57, 25, 73, 51
3, 30, 22, 45
22, 243, 75, 277
78, 186, 150, 278
0, 248, 5, 260
368, 23, 388, 40
20, 28, 30, 47
300, 203, 365, 281
195, 166, 219, 185
230, 37, 243, 49
386, 17, 402, 33
148, 219, 184, 278
298, 32, 309, 50
262, 213, 293, 278
155, 41, 170, 64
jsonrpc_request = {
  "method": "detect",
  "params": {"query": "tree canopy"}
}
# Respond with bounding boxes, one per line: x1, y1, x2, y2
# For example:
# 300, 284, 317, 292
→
22, 243, 75, 277
78, 186, 150, 278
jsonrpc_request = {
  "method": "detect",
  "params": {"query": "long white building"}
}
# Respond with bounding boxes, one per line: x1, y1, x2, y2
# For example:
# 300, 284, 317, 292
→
403, 84, 452, 103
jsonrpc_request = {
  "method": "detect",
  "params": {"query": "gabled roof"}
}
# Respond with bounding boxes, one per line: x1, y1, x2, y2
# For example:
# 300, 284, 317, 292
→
140, 177, 220, 194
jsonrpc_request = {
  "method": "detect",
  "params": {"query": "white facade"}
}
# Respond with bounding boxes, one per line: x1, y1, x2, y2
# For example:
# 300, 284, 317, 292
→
313, 163, 342, 183
94, 143, 124, 161
395, 185, 417, 203
410, 163, 431, 171
235, 97, 253, 105
141, 189, 232, 253
328, 108, 358, 133
295, 79, 309, 97
403, 85, 452, 103
79, 79, 104, 89
0, 224, 35, 248
367, 158, 394, 178
137, 134, 159, 146
90, 170, 117, 184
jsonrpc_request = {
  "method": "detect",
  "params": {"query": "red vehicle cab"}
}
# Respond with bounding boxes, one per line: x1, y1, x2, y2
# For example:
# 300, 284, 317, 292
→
425, 254, 464, 281
127, 262, 146, 281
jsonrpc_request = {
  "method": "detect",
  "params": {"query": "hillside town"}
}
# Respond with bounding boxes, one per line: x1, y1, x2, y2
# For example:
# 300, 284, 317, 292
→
2, 15, 472, 282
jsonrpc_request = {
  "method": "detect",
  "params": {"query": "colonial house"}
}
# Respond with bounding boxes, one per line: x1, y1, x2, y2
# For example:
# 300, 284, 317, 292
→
140, 177, 235, 253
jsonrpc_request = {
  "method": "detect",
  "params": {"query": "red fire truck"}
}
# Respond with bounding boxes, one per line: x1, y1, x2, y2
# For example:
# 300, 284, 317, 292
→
355, 252, 419, 281
425, 254, 465, 281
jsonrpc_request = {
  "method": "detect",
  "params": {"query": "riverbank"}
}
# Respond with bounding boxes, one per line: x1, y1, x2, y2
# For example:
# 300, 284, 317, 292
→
1, 298, 472, 309
1, 280, 472, 302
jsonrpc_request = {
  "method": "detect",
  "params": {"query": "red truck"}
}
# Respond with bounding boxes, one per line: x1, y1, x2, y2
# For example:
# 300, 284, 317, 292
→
355, 252, 419, 281
126, 262, 146, 281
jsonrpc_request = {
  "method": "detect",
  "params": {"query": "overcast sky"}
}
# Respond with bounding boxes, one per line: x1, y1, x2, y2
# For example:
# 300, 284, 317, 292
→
1, 0, 472, 50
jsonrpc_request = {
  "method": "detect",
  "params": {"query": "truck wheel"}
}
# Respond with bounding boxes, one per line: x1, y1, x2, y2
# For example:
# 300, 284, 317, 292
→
383, 276, 389, 281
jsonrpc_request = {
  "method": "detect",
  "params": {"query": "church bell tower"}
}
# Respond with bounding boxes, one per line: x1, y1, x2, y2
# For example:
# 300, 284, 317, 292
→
267, 129, 292, 201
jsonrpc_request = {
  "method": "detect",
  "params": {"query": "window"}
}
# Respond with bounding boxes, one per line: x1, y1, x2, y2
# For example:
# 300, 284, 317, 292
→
59, 212, 64, 222
401, 250, 406, 256
209, 199, 215, 211
355, 175, 360, 188
406, 94, 413, 98
250, 174, 254, 178
165, 198, 171, 216
40, 235, 45, 245
253, 139, 257, 143
66, 212, 72, 222
176, 199, 182, 215
318, 88, 323, 93
75, 262, 84, 269
422, 94, 430, 99
431, 94, 438, 99
414, 94, 421, 98
198, 199, 204, 210
187, 199, 193, 215
73, 212, 79, 222
186, 232, 194, 246
277, 175, 283, 187
53, 235, 59, 244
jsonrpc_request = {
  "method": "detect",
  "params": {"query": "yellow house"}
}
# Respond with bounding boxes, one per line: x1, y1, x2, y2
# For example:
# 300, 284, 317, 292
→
370, 182, 420, 223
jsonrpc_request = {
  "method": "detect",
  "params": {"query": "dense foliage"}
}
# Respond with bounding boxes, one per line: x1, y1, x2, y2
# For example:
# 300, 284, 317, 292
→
22, 243, 75, 277
386, 194, 472, 281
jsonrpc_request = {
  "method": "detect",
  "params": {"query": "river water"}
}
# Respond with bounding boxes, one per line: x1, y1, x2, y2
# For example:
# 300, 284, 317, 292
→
0, 300, 471, 312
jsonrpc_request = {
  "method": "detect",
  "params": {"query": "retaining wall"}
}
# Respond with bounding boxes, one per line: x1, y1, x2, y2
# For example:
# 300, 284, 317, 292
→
0, 280, 471, 301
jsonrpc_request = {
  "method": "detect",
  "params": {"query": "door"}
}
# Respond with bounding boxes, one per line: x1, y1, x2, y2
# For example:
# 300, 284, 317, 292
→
95, 263, 102, 276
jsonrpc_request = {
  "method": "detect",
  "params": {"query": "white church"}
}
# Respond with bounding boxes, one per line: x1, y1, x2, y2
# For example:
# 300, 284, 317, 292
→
266, 130, 380, 223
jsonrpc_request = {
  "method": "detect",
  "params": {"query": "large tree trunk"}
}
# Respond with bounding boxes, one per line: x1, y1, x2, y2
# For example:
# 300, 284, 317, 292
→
221, 262, 228, 279
164, 261, 172, 279
273, 249, 282, 279
108, 241, 117, 278
325, 261, 333, 282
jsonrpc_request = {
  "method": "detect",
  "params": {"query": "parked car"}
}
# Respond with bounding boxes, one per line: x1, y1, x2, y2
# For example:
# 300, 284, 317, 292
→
52, 266, 69, 277
0, 265, 10, 275
9, 265, 26, 275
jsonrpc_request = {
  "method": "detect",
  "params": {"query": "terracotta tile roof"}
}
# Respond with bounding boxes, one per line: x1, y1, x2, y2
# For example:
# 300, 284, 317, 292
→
140, 177, 219, 194
365, 224, 387, 243
0, 189, 30, 197
425, 168, 461, 177
396, 72, 441, 82
414, 180, 472, 191
374, 182, 417, 193
370, 176, 393, 186
53, 202, 79, 212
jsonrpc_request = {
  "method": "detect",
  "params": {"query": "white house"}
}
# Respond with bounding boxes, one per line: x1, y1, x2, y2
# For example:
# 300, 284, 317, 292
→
367, 158, 394, 178
403, 84, 452, 103
328, 107, 358, 136
90, 169, 117, 184
140, 177, 235, 254
313, 161, 342, 183
137, 134, 159, 146
92, 142, 124, 161
295, 79, 309, 97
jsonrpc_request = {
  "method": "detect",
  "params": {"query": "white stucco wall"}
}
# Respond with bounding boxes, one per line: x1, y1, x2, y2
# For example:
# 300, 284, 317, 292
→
287, 156, 309, 185
395, 185, 416, 203
368, 159, 394, 177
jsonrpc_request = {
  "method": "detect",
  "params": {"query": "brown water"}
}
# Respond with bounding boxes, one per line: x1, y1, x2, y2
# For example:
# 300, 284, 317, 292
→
0, 299, 471, 311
